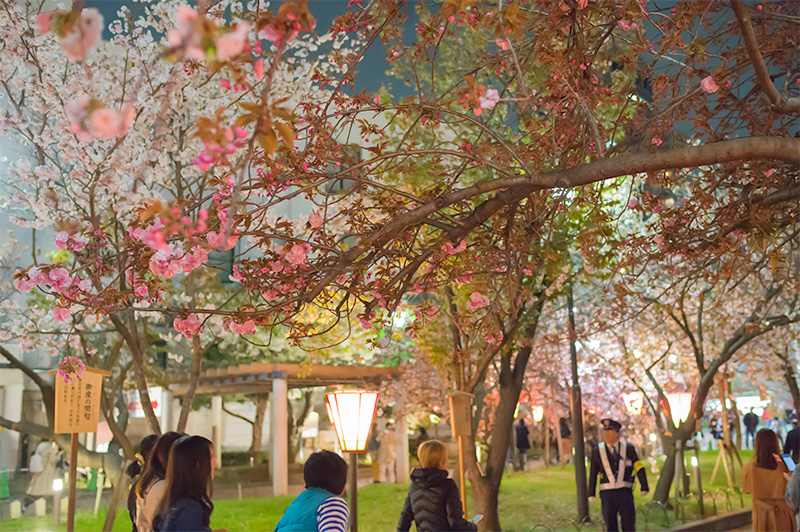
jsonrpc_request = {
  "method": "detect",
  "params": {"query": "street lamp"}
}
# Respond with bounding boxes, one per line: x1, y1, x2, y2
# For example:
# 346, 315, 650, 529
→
53, 478, 64, 528
326, 390, 379, 532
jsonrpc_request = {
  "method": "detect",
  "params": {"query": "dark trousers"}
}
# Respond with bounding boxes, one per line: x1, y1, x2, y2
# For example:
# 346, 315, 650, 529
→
600, 488, 636, 532
516, 448, 527, 471
745, 429, 756, 449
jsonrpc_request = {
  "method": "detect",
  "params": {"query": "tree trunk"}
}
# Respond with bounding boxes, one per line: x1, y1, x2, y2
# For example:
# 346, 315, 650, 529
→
177, 273, 204, 433
652, 437, 677, 504
289, 391, 314, 464
102, 462, 128, 532
781, 354, 800, 415
469, 344, 534, 531
248, 393, 269, 462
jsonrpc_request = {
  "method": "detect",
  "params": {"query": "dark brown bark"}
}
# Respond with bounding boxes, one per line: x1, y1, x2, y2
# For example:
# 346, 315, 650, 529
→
778, 351, 800, 415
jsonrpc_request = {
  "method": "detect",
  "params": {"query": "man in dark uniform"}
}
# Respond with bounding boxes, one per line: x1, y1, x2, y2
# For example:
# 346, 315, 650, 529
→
588, 419, 649, 532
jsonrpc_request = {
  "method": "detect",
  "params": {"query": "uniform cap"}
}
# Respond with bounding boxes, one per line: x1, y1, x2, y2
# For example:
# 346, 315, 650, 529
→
601, 418, 622, 431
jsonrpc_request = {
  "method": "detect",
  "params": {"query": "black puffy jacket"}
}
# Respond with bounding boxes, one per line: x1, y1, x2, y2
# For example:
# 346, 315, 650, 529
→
397, 468, 478, 532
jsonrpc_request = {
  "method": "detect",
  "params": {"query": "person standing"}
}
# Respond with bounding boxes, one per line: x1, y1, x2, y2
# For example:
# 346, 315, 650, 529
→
153, 436, 216, 532
137, 432, 185, 532
589, 419, 649, 532
783, 421, 800, 464
744, 409, 760, 450
378, 421, 397, 483
515, 419, 531, 471
397, 440, 477, 532
128, 434, 158, 532
742, 429, 795, 531
366, 423, 381, 484
559, 417, 573, 466
25, 441, 57, 509
416, 426, 430, 452
275, 450, 349, 532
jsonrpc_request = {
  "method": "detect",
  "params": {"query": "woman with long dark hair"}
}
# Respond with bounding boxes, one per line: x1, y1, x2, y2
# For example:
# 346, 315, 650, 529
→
742, 428, 795, 531
128, 434, 158, 532
153, 435, 215, 532
136, 432, 185, 532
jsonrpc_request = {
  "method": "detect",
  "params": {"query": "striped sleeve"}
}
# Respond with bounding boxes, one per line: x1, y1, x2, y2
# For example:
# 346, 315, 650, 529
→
317, 496, 349, 532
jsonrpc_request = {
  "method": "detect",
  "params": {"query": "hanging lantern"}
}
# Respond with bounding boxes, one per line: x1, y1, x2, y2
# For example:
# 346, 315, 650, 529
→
325, 390, 379, 453
531, 406, 544, 423
623, 392, 644, 416
666, 393, 693, 426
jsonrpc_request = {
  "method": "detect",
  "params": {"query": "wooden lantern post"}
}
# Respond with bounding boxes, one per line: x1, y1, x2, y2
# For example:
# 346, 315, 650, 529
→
448, 391, 473, 515
49, 366, 110, 532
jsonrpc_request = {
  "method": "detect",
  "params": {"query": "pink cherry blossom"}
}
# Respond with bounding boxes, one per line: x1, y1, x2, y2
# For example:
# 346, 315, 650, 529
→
254, 58, 265, 80
179, 247, 209, 273
216, 22, 249, 61
285, 244, 307, 265
627, 199, 640, 209
442, 241, 466, 256
149, 251, 182, 278
57, 356, 86, 384
174, 314, 203, 338
468, 291, 490, 308
495, 38, 509, 51
60, 9, 104, 62
89, 105, 134, 138
48, 268, 73, 292
52, 306, 72, 322
227, 319, 256, 334
70, 234, 88, 252
55, 231, 69, 250
78, 279, 92, 292
700, 76, 718, 93
478, 89, 500, 112
134, 284, 149, 298
618, 20, 638, 30
167, 5, 204, 60
36, 12, 52, 33
309, 212, 324, 228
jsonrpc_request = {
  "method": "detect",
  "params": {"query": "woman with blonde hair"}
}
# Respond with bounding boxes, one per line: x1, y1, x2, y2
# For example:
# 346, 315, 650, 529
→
742, 428, 795, 531
397, 440, 477, 531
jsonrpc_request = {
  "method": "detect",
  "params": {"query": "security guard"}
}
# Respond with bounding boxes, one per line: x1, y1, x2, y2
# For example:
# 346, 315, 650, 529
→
588, 419, 648, 532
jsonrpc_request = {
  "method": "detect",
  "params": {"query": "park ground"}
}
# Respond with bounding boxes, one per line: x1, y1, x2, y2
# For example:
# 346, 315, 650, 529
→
3, 449, 753, 531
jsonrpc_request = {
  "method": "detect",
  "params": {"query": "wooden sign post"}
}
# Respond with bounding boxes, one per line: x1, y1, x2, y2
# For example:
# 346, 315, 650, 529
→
448, 391, 473, 515
49, 366, 109, 532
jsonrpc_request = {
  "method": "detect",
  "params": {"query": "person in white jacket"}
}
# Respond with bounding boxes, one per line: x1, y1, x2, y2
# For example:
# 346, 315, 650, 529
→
26, 441, 58, 505
378, 421, 397, 483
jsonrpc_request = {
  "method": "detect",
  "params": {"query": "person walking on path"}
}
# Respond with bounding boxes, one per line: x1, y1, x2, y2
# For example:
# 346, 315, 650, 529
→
275, 450, 349, 532
153, 436, 216, 532
783, 421, 800, 464
588, 419, 649, 532
745, 409, 760, 450
378, 421, 397, 483
515, 418, 531, 471
742, 428, 795, 532
397, 440, 477, 532
366, 423, 381, 483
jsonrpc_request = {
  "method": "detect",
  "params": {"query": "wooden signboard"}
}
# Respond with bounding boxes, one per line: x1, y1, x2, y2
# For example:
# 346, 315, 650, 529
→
49, 365, 109, 532
52, 367, 108, 434
448, 391, 473, 437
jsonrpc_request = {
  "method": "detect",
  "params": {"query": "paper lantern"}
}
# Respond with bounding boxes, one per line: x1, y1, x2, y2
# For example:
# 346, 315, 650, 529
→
325, 390, 379, 453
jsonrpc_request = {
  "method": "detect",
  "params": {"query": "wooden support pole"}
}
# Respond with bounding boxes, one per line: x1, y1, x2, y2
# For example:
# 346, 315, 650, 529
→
458, 435, 467, 514
349, 453, 358, 532
67, 432, 78, 532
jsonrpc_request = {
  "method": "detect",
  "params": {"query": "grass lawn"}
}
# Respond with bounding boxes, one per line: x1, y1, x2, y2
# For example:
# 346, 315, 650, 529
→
2, 449, 753, 531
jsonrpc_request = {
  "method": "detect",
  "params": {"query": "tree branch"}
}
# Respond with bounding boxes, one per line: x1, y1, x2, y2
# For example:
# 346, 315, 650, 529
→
731, 0, 800, 114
